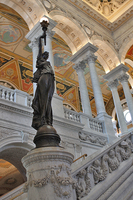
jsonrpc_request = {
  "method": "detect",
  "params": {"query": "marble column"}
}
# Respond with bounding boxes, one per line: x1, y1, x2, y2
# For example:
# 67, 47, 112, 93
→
44, 29, 55, 70
118, 74, 133, 123
73, 61, 92, 116
29, 38, 39, 94
87, 52, 116, 141
108, 79, 128, 134
86, 52, 106, 116
44, 28, 57, 93
70, 42, 116, 142
22, 147, 76, 200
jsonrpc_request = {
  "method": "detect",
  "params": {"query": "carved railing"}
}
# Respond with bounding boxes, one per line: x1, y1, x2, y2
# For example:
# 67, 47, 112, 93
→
64, 107, 104, 134
0, 85, 15, 101
72, 132, 133, 199
64, 107, 81, 122
0, 85, 33, 107
89, 118, 103, 133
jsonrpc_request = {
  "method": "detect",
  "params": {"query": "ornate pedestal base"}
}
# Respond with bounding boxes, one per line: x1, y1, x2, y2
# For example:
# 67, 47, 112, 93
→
22, 147, 76, 200
34, 125, 61, 148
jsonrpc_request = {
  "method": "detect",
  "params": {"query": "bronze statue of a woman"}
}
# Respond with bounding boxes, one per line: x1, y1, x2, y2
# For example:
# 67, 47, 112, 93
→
32, 50, 55, 130
32, 18, 60, 147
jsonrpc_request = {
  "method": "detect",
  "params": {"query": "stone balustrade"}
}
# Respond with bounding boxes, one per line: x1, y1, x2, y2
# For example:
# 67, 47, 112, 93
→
64, 107, 81, 123
89, 118, 103, 133
0, 84, 105, 135
0, 85, 114, 140
64, 107, 104, 134
72, 132, 133, 200
0, 85, 33, 107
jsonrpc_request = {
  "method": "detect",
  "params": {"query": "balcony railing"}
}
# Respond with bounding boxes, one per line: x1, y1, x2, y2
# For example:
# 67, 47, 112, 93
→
0, 85, 104, 135
0, 85, 33, 107
64, 107, 80, 123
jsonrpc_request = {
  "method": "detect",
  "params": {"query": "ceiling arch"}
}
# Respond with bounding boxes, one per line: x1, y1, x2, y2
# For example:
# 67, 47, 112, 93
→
50, 10, 90, 54
120, 37, 133, 63
93, 38, 120, 73
0, 0, 48, 30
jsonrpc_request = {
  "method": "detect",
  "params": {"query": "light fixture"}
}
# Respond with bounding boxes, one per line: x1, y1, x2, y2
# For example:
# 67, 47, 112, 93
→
40, 16, 49, 45
40, 16, 49, 23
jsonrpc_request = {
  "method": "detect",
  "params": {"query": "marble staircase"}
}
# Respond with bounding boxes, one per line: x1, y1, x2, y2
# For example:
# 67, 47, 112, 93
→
1, 132, 133, 200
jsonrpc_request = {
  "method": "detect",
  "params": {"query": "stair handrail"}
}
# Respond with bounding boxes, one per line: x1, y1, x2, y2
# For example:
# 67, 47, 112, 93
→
73, 154, 87, 163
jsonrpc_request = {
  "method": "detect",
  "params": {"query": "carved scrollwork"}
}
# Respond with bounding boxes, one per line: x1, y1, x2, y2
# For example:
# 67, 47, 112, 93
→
118, 74, 129, 83
86, 52, 97, 63
107, 79, 119, 89
73, 61, 86, 72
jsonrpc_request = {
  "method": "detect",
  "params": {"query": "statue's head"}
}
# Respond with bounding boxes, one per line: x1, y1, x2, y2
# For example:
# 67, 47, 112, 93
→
42, 51, 49, 60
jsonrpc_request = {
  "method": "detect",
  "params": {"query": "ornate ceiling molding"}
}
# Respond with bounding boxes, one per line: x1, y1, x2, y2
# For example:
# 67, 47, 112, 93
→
82, 0, 128, 19
48, 0, 133, 31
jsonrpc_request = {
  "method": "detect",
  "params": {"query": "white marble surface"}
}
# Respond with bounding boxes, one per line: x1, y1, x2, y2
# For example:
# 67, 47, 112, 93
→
22, 147, 76, 200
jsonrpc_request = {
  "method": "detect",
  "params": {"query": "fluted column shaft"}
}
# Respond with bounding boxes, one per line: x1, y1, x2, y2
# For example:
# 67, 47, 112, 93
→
73, 61, 92, 116
108, 79, 127, 133
29, 38, 39, 94
86, 52, 106, 116
118, 74, 133, 122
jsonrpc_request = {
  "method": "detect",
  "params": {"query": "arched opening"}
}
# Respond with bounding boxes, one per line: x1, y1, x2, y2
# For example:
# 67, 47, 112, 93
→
0, 159, 24, 197
0, 3, 33, 95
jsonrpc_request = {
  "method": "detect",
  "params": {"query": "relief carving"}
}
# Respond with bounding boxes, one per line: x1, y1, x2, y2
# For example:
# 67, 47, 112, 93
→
89, 160, 105, 184
115, 141, 131, 162
75, 136, 133, 199
102, 149, 119, 174
24, 164, 75, 198
76, 169, 91, 199
79, 132, 107, 146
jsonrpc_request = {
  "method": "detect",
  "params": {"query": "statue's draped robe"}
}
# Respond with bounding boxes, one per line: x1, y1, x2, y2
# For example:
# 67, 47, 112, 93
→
32, 58, 54, 130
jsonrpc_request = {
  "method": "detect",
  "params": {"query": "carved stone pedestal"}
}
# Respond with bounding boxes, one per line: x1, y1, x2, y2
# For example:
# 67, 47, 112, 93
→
22, 147, 76, 200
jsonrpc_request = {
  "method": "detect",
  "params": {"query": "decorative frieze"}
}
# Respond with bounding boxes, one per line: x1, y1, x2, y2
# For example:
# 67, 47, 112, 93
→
79, 132, 107, 146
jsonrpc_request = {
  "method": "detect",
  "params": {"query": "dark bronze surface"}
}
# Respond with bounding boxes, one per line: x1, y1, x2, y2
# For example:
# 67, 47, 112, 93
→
32, 19, 61, 148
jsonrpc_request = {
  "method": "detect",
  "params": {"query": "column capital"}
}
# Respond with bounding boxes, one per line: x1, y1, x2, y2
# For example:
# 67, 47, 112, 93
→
47, 29, 55, 39
29, 38, 39, 49
73, 61, 86, 72
86, 52, 97, 63
108, 79, 119, 89
118, 74, 129, 83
